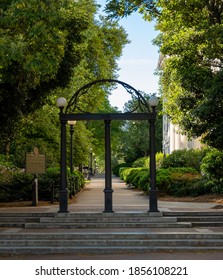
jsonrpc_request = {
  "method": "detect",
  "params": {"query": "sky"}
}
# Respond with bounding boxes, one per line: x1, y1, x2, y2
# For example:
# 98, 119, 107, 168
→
96, 1, 160, 110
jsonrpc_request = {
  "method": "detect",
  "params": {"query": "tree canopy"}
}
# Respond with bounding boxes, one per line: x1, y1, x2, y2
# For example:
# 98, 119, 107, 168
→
0, 0, 129, 168
105, 0, 223, 150
0, 0, 91, 141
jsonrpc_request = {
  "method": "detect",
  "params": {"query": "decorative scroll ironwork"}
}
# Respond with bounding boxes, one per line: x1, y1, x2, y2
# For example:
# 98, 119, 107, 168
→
65, 79, 151, 114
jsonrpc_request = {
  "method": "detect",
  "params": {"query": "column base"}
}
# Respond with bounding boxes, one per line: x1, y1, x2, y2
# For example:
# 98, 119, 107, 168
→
58, 189, 69, 213
103, 188, 114, 213
148, 189, 159, 212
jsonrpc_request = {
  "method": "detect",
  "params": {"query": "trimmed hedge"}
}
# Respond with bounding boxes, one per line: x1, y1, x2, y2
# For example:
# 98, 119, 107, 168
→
113, 148, 223, 197
112, 163, 131, 177
119, 166, 209, 197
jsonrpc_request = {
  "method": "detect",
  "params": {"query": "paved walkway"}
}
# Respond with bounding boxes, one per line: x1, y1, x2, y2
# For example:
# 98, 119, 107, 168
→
69, 174, 223, 213
0, 173, 222, 213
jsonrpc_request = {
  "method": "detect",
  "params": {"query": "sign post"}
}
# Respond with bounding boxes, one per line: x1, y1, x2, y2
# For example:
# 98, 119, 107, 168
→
25, 148, 46, 206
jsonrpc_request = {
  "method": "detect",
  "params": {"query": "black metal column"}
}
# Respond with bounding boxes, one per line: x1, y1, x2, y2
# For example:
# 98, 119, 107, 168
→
58, 109, 69, 213
69, 124, 74, 174
149, 109, 159, 212
104, 119, 113, 213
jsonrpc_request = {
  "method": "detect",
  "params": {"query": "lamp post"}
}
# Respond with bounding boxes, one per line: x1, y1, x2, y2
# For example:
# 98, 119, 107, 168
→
87, 148, 93, 180
148, 95, 159, 212
68, 120, 76, 174
94, 157, 97, 175
56, 97, 69, 213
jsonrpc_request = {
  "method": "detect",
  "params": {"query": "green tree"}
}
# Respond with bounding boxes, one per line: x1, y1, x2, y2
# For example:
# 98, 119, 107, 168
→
118, 95, 162, 164
155, 1, 223, 149
104, 0, 160, 20
106, 0, 223, 150
0, 0, 90, 144
4, 1, 129, 169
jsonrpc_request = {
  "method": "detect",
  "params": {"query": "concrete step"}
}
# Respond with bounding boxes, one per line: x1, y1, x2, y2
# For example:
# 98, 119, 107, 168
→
1, 231, 223, 255
0, 212, 186, 229
24, 222, 192, 229
1, 232, 223, 240
178, 216, 223, 222
1, 211, 223, 228
163, 212, 223, 227
0, 239, 223, 248
39, 216, 177, 223
1, 238, 223, 247
1, 245, 223, 255
163, 211, 223, 216
0, 213, 53, 227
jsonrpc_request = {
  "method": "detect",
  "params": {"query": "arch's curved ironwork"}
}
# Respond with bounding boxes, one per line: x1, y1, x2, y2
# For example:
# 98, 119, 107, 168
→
65, 79, 150, 113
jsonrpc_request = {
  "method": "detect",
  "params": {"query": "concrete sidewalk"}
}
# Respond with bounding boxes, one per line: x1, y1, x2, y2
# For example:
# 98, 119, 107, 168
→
0, 173, 222, 214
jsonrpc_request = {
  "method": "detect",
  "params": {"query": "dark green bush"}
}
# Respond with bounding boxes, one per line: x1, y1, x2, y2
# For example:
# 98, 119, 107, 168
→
157, 167, 203, 196
130, 170, 147, 189
0, 166, 85, 203
0, 171, 34, 202
38, 168, 85, 200
125, 168, 147, 185
119, 165, 208, 197
132, 157, 149, 168
112, 163, 131, 176
156, 169, 172, 194
168, 175, 209, 197
201, 149, 223, 182
162, 149, 208, 171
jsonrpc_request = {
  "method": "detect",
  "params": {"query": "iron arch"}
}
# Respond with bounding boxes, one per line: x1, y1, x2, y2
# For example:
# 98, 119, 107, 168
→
57, 79, 159, 214
65, 79, 151, 114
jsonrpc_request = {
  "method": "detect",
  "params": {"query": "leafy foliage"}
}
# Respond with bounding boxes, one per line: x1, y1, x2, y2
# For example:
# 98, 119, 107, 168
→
118, 165, 207, 196
161, 149, 208, 171
117, 95, 163, 164
0, 0, 129, 171
0, 164, 84, 202
0, 0, 90, 141
106, 0, 223, 149
105, 0, 160, 20
201, 149, 223, 193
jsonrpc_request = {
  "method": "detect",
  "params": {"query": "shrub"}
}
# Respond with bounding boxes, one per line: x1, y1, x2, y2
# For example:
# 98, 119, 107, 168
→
168, 174, 207, 197
132, 153, 164, 169
162, 149, 208, 171
201, 149, 223, 181
118, 167, 131, 181
138, 171, 150, 192
119, 167, 146, 182
38, 168, 85, 200
156, 168, 209, 197
112, 163, 131, 176
201, 149, 223, 193
0, 166, 85, 203
125, 168, 142, 185
0, 171, 34, 202
156, 169, 172, 194
132, 157, 149, 168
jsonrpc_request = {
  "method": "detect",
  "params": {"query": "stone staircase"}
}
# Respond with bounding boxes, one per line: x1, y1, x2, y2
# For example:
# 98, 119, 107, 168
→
163, 211, 223, 227
25, 212, 192, 229
0, 212, 223, 255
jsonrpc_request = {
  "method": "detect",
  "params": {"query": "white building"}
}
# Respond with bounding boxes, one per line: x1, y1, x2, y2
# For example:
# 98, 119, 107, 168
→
162, 114, 202, 155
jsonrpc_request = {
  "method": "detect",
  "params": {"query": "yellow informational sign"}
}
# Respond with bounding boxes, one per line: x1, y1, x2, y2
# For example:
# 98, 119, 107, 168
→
25, 148, 46, 174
